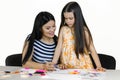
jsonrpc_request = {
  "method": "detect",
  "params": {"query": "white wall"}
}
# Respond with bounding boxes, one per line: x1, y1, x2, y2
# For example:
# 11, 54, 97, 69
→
0, 0, 120, 69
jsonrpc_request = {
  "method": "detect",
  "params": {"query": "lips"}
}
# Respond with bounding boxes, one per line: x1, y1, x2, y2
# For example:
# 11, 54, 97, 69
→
49, 32, 54, 36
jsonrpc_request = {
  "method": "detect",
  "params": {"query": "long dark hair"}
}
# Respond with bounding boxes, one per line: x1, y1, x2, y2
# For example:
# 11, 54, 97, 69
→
60, 1, 93, 59
22, 12, 57, 64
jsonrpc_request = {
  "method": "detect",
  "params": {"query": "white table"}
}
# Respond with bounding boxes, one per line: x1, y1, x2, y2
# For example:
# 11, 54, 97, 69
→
0, 66, 120, 80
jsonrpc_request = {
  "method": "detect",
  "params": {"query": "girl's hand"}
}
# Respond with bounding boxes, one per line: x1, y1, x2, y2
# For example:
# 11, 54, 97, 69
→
58, 64, 67, 69
96, 67, 106, 72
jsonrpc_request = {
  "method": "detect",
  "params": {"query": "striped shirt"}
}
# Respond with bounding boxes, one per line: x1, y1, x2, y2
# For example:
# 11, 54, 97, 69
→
32, 39, 56, 63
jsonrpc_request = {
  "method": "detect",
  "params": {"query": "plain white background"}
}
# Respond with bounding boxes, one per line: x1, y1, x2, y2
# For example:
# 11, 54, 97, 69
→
0, 0, 120, 69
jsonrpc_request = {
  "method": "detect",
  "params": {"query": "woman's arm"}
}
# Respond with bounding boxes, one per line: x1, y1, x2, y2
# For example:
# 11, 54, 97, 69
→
22, 41, 55, 70
22, 41, 45, 69
52, 27, 64, 64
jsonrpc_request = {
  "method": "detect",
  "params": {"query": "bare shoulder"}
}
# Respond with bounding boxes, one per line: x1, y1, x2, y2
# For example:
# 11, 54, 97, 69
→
60, 26, 67, 30
22, 41, 29, 55
84, 26, 93, 43
84, 26, 88, 31
60, 26, 71, 32
84, 27, 88, 34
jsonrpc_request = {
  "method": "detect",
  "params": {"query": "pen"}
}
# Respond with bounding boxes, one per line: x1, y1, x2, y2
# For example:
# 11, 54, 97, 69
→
41, 61, 60, 70
54, 64, 59, 68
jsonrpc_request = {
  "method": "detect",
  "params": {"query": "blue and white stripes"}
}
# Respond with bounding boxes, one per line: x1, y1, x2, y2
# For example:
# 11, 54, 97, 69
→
32, 39, 55, 63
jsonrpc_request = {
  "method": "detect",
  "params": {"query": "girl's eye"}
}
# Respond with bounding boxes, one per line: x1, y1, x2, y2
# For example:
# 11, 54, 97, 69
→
65, 17, 73, 20
65, 18, 68, 20
69, 17, 73, 20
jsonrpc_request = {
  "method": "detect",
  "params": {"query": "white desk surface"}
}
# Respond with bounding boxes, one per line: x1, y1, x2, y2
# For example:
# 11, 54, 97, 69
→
0, 66, 120, 80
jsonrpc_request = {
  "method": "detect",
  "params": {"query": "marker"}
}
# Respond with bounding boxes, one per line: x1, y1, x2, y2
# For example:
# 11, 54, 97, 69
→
4, 71, 11, 73
54, 64, 60, 70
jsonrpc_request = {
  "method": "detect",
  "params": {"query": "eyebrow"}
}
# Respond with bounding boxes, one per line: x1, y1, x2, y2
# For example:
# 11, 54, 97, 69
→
65, 17, 74, 19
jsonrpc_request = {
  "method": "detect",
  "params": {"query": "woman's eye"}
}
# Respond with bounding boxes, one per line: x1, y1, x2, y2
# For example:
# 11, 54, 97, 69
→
44, 26, 51, 30
46, 27, 50, 29
46, 26, 55, 30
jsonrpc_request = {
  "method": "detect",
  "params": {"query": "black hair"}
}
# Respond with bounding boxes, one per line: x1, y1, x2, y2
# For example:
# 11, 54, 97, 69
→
60, 1, 93, 59
22, 11, 57, 64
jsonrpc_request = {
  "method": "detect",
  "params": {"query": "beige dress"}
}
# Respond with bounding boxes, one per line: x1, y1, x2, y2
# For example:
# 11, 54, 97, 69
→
60, 27, 93, 69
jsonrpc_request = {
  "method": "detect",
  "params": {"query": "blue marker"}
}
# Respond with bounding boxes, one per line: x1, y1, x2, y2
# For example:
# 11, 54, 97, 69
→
54, 64, 60, 70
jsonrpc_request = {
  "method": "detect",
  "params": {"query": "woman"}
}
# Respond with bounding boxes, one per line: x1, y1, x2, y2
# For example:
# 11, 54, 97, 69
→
22, 11, 57, 70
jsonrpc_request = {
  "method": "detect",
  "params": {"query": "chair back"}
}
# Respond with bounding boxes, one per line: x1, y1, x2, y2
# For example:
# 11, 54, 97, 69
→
5, 54, 22, 66
90, 53, 116, 69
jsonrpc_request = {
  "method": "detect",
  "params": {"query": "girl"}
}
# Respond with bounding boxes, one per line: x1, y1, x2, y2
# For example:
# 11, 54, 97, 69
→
22, 11, 57, 70
52, 1, 105, 71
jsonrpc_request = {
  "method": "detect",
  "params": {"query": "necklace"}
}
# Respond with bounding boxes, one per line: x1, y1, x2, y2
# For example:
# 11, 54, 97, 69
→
40, 38, 54, 44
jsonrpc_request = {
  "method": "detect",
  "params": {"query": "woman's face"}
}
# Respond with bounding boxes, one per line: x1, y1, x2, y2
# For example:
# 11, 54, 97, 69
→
64, 12, 75, 27
41, 20, 56, 39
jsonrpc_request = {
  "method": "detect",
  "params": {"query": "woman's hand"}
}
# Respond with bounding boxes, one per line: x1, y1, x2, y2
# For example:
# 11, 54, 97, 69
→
44, 62, 55, 71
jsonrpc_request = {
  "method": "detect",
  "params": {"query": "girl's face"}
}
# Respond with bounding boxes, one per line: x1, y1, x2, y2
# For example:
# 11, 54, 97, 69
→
64, 12, 75, 27
41, 20, 56, 39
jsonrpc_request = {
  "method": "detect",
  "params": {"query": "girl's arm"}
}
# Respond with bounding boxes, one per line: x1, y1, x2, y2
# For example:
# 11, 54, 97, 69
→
84, 30, 102, 68
89, 42, 105, 71
52, 27, 64, 64
89, 41, 102, 68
